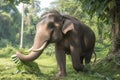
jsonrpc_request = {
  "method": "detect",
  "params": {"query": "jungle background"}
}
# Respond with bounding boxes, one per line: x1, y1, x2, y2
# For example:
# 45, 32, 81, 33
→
0, 0, 120, 80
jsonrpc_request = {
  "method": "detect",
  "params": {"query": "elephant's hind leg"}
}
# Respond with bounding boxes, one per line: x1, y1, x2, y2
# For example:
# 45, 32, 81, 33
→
70, 45, 84, 72
80, 56, 84, 64
85, 51, 93, 64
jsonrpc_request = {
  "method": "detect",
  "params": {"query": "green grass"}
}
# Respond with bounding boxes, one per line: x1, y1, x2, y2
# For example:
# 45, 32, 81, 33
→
0, 54, 102, 80
0, 43, 119, 80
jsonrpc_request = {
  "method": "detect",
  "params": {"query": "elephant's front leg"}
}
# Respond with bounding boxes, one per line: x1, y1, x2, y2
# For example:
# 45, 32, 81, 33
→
55, 43, 66, 77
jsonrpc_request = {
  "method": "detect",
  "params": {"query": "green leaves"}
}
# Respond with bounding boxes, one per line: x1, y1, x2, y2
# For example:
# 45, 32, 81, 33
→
4, 0, 30, 5
11, 49, 41, 76
108, 0, 116, 10
11, 54, 21, 64
79, 0, 115, 23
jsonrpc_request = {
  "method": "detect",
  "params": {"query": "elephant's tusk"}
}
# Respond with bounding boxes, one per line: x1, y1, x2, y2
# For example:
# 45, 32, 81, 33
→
31, 42, 47, 52
28, 47, 33, 52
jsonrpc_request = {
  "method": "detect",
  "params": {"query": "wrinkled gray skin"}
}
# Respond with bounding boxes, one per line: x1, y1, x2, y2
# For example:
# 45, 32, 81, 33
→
16, 10, 96, 77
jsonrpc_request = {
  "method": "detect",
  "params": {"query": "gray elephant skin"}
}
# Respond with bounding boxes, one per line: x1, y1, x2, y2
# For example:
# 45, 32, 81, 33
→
16, 10, 96, 77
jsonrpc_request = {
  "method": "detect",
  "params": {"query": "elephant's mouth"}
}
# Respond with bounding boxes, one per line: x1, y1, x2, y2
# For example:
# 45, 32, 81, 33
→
28, 41, 48, 52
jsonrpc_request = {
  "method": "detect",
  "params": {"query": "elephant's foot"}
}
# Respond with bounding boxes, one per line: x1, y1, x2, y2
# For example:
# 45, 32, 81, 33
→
56, 71, 67, 77
74, 64, 88, 72
75, 66, 88, 72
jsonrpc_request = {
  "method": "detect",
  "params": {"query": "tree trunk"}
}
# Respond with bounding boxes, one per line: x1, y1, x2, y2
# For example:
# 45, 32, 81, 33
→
111, 0, 120, 56
20, 3, 24, 48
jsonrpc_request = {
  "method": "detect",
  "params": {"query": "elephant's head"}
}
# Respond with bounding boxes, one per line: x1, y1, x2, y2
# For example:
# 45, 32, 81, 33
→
16, 10, 74, 62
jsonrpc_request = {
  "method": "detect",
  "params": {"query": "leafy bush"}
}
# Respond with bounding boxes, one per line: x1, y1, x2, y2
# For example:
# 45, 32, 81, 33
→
43, 44, 55, 56
0, 45, 16, 58
0, 39, 11, 48
14, 60, 42, 76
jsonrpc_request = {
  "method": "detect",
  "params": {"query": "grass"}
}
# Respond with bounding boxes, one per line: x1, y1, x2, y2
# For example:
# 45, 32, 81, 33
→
0, 54, 102, 80
0, 43, 120, 80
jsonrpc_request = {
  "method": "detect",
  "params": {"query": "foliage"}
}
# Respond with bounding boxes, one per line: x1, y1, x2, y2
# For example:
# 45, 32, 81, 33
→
43, 44, 55, 56
0, 2, 21, 47
80, 0, 114, 23
13, 60, 42, 76
78, 0, 120, 48
92, 57, 120, 80
0, 39, 11, 48
79, 0, 120, 55
0, 0, 40, 48
24, 0, 41, 25
56, 0, 86, 21
0, 45, 16, 58
11, 48, 41, 76
23, 25, 36, 48
3, 0, 31, 5
23, 1, 40, 47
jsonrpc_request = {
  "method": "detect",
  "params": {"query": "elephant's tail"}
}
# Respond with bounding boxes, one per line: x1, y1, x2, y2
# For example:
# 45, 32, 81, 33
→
93, 50, 97, 63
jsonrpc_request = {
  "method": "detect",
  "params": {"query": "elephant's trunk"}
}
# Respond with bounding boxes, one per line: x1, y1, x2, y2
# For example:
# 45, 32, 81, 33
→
16, 21, 50, 62
16, 42, 47, 62
16, 31, 49, 62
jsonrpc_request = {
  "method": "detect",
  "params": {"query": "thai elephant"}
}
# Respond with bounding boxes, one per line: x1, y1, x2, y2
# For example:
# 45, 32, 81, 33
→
16, 10, 96, 77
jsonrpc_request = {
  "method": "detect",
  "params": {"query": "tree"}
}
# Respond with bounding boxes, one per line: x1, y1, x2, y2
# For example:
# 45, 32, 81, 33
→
21, 0, 40, 48
0, 2, 21, 47
20, 3, 24, 48
79, 0, 120, 57
4, 0, 40, 48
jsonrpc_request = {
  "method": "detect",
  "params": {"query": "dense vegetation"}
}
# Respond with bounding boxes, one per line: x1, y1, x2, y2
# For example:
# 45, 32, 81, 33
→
0, 0, 120, 80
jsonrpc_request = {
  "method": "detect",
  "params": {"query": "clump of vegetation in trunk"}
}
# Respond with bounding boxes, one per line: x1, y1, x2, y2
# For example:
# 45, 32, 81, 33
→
11, 49, 41, 76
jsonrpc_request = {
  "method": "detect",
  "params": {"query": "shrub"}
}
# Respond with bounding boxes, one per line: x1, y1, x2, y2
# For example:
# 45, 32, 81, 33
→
0, 45, 16, 58
0, 39, 11, 48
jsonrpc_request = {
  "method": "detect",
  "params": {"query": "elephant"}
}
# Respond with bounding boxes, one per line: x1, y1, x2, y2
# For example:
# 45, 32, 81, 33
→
16, 10, 96, 77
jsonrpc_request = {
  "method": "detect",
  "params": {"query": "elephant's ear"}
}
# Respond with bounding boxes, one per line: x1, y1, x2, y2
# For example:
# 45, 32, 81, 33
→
62, 19, 74, 34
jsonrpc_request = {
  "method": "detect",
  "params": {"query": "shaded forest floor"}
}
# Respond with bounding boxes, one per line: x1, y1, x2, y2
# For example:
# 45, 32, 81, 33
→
0, 42, 120, 80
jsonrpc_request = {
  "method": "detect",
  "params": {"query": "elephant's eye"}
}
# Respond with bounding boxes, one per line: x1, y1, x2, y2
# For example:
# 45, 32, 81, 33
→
48, 22, 55, 29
